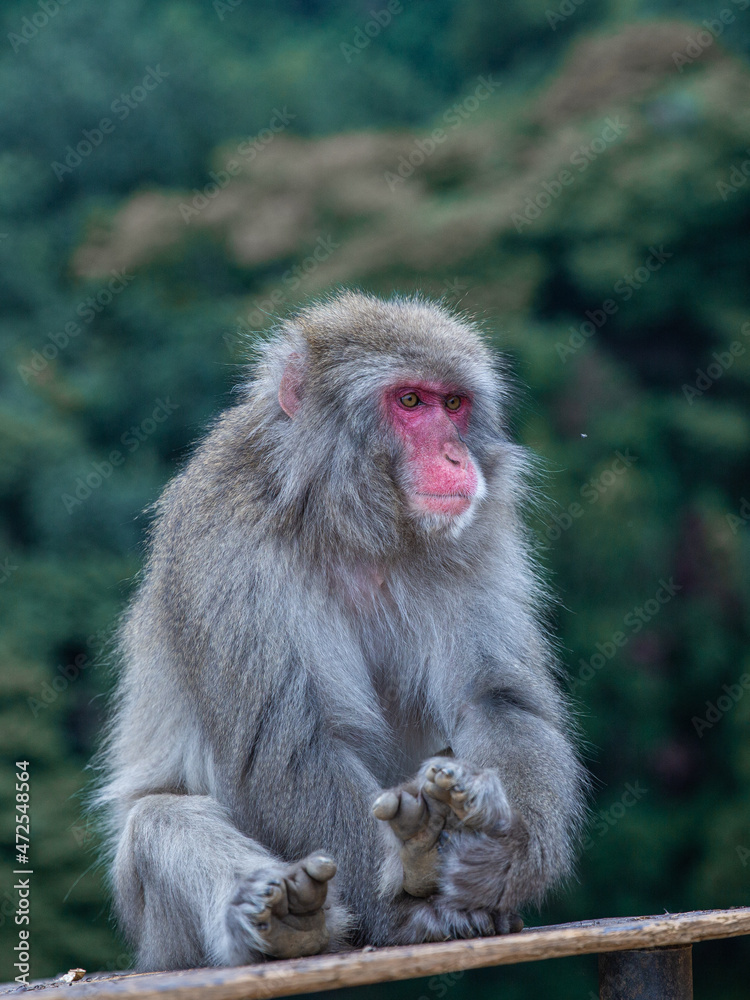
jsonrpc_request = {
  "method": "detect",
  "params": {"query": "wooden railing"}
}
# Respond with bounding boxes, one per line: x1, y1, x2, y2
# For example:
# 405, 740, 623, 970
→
4, 908, 750, 1000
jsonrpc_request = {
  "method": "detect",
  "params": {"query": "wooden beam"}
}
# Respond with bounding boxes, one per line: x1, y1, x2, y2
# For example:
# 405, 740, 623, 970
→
6, 909, 750, 1000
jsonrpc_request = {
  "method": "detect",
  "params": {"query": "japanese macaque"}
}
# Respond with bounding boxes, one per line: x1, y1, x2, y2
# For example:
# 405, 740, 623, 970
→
97, 291, 586, 971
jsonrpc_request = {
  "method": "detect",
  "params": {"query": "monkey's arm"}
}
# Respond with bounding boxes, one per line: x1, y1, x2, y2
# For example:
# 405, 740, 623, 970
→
375, 648, 585, 938
375, 590, 584, 928
445, 692, 585, 912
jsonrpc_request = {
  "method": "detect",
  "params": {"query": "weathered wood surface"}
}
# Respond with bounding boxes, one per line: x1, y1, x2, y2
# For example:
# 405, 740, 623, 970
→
6, 908, 750, 1000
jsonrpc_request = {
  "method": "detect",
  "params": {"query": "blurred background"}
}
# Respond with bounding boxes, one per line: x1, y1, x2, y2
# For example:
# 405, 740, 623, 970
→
1, 0, 749, 996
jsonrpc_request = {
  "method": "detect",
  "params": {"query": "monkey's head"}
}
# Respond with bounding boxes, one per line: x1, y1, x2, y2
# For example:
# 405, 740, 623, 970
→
249, 292, 515, 558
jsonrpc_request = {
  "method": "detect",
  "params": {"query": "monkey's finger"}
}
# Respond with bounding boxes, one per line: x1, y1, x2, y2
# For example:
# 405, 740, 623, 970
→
494, 910, 524, 935
423, 763, 441, 782
372, 791, 400, 821
433, 766, 464, 793
423, 778, 453, 805
425, 782, 473, 822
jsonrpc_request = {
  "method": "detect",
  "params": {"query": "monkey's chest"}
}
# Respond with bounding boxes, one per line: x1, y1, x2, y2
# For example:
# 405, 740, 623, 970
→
368, 655, 448, 784
341, 574, 450, 780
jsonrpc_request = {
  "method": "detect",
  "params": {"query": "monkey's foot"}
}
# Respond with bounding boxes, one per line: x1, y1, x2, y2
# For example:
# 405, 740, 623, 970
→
372, 778, 449, 898
227, 854, 336, 959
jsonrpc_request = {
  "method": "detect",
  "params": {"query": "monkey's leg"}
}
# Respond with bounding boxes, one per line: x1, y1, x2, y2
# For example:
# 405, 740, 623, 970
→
115, 794, 345, 970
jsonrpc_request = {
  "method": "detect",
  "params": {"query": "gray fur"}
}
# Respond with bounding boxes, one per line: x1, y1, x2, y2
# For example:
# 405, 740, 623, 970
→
96, 291, 586, 970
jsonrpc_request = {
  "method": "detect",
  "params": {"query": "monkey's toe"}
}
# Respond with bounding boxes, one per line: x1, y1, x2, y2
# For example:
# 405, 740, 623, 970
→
372, 783, 449, 898
231, 879, 285, 937
372, 791, 400, 821
304, 854, 336, 881
285, 854, 336, 913
373, 782, 449, 841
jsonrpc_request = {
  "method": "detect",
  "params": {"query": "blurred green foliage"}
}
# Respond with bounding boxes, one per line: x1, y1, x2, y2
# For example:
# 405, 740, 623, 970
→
1, 0, 749, 996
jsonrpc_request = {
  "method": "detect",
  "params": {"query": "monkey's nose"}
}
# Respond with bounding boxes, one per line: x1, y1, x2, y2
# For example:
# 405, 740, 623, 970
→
443, 442, 466, 468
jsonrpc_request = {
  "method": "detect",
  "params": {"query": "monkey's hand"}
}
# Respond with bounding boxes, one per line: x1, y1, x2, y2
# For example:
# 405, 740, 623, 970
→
418, 758, 528, 933
225, 854, 336, 960
371, 754, 492, 898
373, 757, 529, 933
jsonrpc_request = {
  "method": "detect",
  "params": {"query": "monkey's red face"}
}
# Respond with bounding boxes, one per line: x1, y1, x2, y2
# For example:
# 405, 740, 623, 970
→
385, 382, 484, 521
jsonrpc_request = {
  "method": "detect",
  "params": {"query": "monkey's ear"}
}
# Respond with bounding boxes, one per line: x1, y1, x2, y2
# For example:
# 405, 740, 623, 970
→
278, 354, 305, 418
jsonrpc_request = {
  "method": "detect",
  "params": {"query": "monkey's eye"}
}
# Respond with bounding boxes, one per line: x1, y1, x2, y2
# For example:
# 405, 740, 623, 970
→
399, 393, 420, 408
445, 396, 462, 411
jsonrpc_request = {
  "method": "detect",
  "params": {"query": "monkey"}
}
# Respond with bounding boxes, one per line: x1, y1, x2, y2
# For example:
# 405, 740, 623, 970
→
96, 291, 586, 971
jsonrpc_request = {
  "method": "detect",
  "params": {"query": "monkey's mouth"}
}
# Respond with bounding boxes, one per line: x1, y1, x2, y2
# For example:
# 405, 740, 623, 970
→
413, 492, 473, 517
